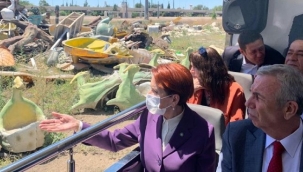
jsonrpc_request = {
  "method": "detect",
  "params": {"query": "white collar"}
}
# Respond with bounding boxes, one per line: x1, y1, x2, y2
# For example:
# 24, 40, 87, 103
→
265, 119, 303, 158
163, 108, 184, 124
242, 55, 257, 66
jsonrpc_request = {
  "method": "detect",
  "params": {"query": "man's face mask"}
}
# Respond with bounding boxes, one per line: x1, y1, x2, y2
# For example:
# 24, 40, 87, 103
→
146, 94, 172, 115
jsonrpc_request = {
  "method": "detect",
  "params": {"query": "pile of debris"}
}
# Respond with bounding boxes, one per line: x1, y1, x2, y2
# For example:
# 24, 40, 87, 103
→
0, 6, 227, 153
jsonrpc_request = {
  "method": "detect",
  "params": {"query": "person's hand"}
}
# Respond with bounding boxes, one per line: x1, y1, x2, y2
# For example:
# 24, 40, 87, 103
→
39, 112, 80, 132
193, 77, 203, 91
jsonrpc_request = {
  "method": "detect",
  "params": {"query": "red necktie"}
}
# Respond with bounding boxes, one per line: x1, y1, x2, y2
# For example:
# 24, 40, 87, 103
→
267, 141, 285, 172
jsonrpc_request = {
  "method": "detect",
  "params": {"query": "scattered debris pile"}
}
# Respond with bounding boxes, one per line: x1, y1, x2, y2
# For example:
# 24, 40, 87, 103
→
0, 13, 224, 153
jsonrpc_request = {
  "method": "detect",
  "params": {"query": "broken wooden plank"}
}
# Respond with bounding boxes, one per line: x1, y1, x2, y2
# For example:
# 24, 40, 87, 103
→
53, 12, 85, 41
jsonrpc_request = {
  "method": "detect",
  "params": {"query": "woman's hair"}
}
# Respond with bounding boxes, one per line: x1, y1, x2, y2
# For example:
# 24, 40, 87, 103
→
152, 63, 194, 105
189, 47, 235, 104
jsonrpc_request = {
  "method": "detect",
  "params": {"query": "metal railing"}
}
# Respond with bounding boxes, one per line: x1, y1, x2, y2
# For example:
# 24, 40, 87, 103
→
0, 101, 146, 172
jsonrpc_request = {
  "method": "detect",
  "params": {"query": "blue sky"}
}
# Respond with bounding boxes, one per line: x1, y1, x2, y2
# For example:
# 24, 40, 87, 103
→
28, 0, 223, 9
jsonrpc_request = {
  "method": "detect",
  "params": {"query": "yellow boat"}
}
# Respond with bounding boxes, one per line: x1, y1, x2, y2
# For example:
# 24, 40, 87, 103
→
62, 37, 132, 64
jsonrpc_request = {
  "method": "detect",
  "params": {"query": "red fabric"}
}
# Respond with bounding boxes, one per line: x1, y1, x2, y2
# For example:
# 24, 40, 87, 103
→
187, 82, 246, 125
267, 141, 285, 172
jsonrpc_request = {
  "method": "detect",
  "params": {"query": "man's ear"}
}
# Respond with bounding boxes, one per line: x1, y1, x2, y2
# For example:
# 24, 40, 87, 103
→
284, 101, 298, 120
239, 48, 245, 55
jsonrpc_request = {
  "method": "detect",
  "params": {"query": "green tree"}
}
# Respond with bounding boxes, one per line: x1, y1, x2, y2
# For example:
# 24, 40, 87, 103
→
19, 0, 33, 6
60, 11, 68, 16
39, 0, 50, 6
91, 11, 103, 16
84, 0, 88, 7
193, 5, 209, 10
151, 4, 158, 8
212, 5, 222, 11
211, 10, 217, 19
135, 3, 142, 8
38, 0, 49, 14
132, 12, 140, 18
167, 2, 170, 9
105, 2, 111, 7
113, 4, 118, 11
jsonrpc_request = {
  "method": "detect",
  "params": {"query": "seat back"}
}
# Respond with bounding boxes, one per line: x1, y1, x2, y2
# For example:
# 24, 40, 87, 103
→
187, 103, 225, 154
228, 71, 253, 118
228, 71, 253, 101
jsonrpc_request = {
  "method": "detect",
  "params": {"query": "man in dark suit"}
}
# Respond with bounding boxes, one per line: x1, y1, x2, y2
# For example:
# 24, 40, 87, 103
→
285, 39, 303, 119
218, 64, 303, 172
285, 39, 303, 73
222, 30, 285, 75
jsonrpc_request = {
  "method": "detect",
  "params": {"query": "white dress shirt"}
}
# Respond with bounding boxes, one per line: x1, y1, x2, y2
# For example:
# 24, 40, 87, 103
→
161, 110, 184, 151
240, 54, 259, 75
216, 119, 303, 172
262, 120, 303, 172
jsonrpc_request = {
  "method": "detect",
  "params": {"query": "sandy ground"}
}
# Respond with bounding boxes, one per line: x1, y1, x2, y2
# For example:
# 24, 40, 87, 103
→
27, 112, 138, 172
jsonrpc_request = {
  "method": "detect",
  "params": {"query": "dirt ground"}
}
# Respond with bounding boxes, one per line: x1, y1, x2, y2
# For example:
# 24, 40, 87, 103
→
27, 112, 138, 172
5, 16, 223, 172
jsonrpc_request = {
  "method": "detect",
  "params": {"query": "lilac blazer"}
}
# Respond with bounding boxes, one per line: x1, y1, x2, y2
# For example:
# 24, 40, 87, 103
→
82, 105, 216, 172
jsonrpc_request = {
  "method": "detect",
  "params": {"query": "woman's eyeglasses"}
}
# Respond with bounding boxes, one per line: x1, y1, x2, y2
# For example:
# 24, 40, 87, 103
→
198, 47, 208, 57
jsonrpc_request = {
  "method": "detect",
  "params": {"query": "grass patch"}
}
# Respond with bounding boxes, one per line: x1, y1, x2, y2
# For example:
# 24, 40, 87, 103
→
170, 33, 225, 52
43, 132, 66, 147
0, 75, 75, 168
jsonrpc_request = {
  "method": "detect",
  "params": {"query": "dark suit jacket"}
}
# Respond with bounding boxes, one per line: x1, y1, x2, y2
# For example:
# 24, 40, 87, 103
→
220, 119, 303, 172
82, 105, 216, 172
222, 45, 285, 72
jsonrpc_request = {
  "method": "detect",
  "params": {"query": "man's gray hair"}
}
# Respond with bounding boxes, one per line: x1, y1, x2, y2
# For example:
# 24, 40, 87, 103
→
257, 64, 303, 115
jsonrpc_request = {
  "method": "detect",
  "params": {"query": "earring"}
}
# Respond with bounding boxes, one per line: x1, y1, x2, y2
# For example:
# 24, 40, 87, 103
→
172, 107, 175, 111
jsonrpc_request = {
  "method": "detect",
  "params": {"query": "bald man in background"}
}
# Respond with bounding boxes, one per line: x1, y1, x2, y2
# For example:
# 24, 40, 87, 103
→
285, 39, 303, 73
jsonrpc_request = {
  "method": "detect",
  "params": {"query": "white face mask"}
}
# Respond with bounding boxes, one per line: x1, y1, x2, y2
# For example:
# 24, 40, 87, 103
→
146, 94, 172, 115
